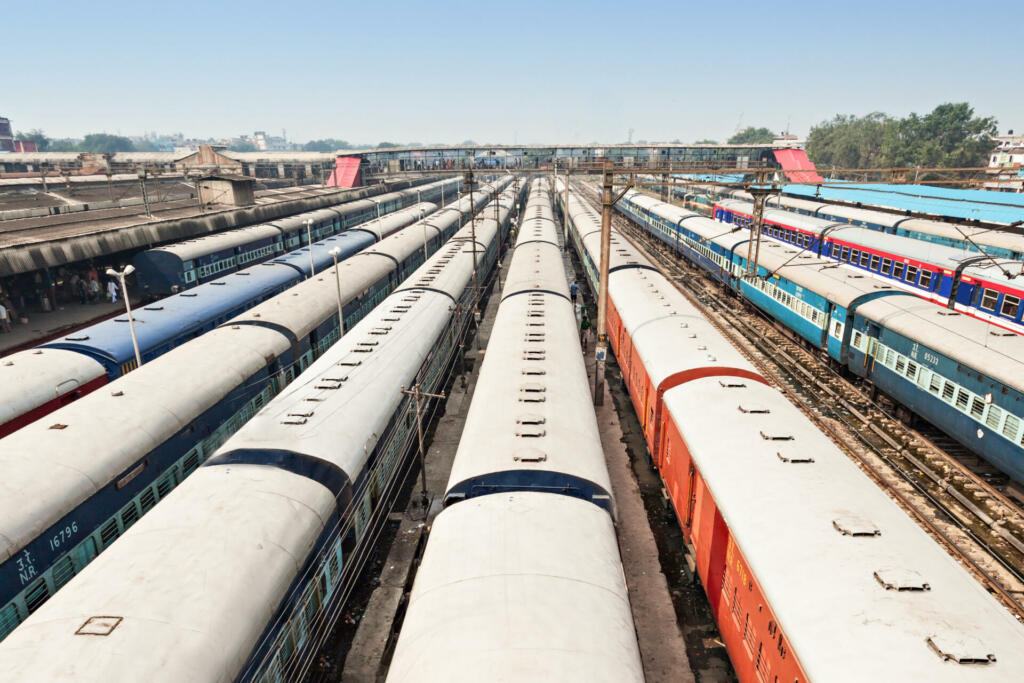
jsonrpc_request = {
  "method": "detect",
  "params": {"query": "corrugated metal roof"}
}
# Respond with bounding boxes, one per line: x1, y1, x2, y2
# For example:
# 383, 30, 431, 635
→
783, 183, 1024, 225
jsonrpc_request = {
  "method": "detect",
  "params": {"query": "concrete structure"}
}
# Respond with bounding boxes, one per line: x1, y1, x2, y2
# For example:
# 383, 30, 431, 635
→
0, 143, 795, 182
0, 117, 13, 153
196, 174, 255, 207
0, 179, 427, 277
0, 148, 334, 181
354, 142, 795, 175
986, 133, 1024, 192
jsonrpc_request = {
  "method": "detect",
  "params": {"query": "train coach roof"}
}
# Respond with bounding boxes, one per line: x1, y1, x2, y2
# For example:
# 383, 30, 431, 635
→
0, 324, 290, 565
149, 223, 282, 259
0, 349, 105, 426
664, 376, 1024, 680
41, 263, 300, 364
0, 463, 337, 681
751, 241, 896, 309
217, 219, 494, 480
611, 269, 758, 386
782, 183, 1024, 226
826, 225, 977, 268
386, 494, 644, 683
268, 206, 346, 231
856, 294, 1024, 393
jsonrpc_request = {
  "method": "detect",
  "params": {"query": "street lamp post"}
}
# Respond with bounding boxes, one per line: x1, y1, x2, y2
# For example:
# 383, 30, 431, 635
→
305, 218, 315, 275
106, 265, 142, 370
328, 247, 345, 337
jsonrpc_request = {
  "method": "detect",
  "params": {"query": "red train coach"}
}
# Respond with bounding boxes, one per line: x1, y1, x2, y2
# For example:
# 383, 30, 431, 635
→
561, 181, 1024, 682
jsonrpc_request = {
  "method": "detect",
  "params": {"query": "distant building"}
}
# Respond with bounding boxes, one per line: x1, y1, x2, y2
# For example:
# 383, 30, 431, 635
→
252, 130, 293, 151
13, 140, 37, 153
985, 131, 1023, 192
990, 132, 1024, 169
0, 117, 14, 153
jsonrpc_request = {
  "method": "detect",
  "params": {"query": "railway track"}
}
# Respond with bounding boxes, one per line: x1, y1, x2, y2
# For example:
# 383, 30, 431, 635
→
574, 181, 1024, 620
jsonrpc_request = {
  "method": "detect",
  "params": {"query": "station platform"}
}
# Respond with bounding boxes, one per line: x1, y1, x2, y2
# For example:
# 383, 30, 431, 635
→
0, 297, 134, 356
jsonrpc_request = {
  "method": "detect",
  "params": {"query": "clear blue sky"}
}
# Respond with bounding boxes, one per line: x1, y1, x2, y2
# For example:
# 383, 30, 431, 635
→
5, 0, 1021, 144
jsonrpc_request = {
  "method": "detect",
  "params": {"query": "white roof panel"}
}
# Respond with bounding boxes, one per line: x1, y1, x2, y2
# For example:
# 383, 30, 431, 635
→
386, 493, 644, 683
664, 376, 1024, 681
0, 349, 105, 427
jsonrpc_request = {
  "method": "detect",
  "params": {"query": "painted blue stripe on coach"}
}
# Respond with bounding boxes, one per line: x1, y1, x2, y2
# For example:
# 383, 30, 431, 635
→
444, 471, 614, 514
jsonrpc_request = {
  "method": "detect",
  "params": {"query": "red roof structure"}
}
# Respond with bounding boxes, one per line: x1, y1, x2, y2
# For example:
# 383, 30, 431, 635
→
327, 156, 362, 188
772, 149, 823, 183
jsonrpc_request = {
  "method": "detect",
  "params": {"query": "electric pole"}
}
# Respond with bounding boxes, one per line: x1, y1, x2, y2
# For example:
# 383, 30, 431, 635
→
401, 383, 446, 515
594, 161, 613, 406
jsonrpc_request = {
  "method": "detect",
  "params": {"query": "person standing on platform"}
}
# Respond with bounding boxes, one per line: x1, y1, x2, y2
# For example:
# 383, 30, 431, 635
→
0, 301, 10, 333
570, 280, 579, 304
107, 278, 119, 304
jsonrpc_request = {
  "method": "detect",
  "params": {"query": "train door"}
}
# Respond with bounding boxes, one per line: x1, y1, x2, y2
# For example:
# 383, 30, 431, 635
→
863, 322, 882, 375
684, 464, 696, 529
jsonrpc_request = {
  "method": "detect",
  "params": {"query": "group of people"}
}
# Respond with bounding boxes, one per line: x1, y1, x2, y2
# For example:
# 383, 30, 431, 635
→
0, 264, 123, 335
68, 269, 119, 305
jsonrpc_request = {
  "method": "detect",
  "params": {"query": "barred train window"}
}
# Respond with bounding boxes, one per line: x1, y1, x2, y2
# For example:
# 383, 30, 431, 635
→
881, 257, 892, 273
980, 288, 998, 311
905, 265, 919, 283
1001, 294, 1020, 318
919, 270, 932, 288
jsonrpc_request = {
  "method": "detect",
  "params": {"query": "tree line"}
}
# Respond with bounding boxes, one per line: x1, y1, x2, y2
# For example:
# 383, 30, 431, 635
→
805, 102, 996, 169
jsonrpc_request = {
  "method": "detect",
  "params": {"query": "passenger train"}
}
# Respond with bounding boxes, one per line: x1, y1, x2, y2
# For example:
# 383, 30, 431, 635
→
0, 203, 435, 439
707, 184, 1024, 260
0, 180, 511, 643
0, 186, 517, 681
714, 197, 1024, 333
134, 177, 462, 295
388, 179, 643, 682
559, 179, 1024, 682
616, 189, 1024, 484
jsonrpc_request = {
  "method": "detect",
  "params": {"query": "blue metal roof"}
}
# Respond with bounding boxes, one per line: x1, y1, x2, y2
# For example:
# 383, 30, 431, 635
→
42, 263, 301, 366
270, 229, 376, 278
782, 183, 1024, 226
41, 230, 377, 367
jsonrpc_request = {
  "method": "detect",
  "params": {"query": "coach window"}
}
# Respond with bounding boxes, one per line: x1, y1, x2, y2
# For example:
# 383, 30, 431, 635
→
870, 255, 880, 271
849, 249, 860, 263
841, 246, 850, 261
1002, 294, 1021, 319
880, 257, 892, 274
919, 270, 933, 289
893, 263, 904, 279
859, 252, 870, 267
905, 265, 919, 283
831, 244, 841, 258
981, 288, 999, 311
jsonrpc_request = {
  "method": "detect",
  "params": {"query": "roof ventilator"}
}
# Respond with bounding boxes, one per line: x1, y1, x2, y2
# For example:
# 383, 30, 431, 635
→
832, 516, 881, 537
776, 451, 814, 464
760, 431, 794, 441
873, 568, 930, 592
513, 447, 547, 463
926, 633, 996, 665
738, 404, 770, 414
